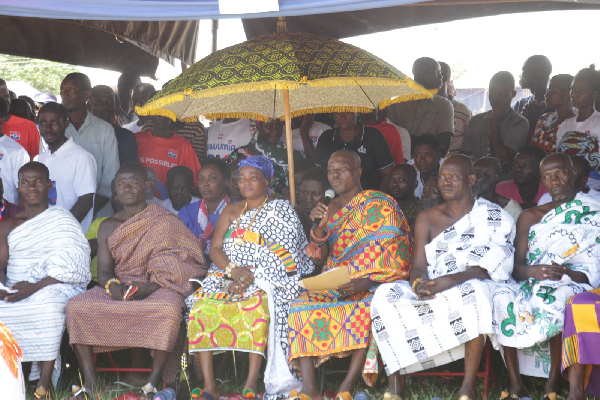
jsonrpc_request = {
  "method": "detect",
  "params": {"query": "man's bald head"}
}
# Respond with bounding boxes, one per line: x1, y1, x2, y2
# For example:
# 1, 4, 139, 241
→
540, 153, 576, 202
540, 153, 573, 173
330, 149, 361, 169
442, 154, 475, 175
412, 57, 443, 90
392, 163, 417, 182
475, 156, 502, 178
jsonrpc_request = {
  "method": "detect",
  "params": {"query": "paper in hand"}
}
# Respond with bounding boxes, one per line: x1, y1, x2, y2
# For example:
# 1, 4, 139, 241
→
298, 267, 351, 290
0, 282, 17, 294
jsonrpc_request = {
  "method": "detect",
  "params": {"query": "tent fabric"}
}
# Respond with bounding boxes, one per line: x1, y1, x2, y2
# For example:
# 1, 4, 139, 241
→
243, 0, 600, 39
0, 0, 424, 21
0, 17, 198, 77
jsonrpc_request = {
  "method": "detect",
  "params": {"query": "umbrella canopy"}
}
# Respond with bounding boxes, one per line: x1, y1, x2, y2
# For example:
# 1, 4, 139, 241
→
137, 32, 435, 122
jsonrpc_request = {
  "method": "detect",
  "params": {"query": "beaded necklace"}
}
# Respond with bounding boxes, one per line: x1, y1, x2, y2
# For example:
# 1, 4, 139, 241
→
232, 195, 269, 246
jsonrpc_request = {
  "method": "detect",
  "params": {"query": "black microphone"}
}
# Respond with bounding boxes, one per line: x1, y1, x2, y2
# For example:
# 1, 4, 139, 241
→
311, 189, 336, 231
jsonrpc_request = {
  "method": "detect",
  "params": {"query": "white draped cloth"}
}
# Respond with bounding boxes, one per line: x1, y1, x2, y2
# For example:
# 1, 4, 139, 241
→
0, 207, 91, 384
372, 199, 515, 375
491, 193, 600, 377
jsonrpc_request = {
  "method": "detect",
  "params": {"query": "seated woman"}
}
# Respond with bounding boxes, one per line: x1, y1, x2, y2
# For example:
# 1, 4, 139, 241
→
187, 155, 314, 400
227, 119, 303, 198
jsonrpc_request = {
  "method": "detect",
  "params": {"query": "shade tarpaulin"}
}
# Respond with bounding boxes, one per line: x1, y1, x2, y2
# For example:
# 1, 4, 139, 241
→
243, 0, 600, 39
0, 17, 198, 77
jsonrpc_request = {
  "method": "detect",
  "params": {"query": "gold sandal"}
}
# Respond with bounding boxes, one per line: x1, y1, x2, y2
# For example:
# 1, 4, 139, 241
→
383, 392, 403, 400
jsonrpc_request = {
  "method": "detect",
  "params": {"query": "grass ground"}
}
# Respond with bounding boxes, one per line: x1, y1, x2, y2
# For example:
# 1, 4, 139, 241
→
27, 351, 594, 399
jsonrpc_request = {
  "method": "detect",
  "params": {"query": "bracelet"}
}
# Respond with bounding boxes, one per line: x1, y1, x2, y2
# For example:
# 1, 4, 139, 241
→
105, 278, 121, 294
411, 278, 423, 293
225, 262, 239, 278
310, 229, 331, 244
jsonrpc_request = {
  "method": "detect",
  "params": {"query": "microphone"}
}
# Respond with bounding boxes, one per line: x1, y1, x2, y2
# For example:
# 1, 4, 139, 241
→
311, 189, 336, 231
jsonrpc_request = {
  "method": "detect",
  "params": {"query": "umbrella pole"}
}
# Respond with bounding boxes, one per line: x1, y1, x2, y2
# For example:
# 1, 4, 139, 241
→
283, 89, 296, 207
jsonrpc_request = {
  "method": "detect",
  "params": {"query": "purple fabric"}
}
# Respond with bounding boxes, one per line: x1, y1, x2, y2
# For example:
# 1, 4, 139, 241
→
238, 155, 274, 181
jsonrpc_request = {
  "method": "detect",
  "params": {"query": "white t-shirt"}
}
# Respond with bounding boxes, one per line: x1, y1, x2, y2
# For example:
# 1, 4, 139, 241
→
36, 138, 98, 232
160, 196, 200, 216
207, 119, 252, 159
0, 136, 29, 204
280, 121, 330, 158
556, 111, 600, 144
123, 120, 144, 134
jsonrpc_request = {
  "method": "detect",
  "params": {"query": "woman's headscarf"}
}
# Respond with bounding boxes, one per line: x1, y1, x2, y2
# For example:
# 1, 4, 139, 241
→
239, 155, 274, 182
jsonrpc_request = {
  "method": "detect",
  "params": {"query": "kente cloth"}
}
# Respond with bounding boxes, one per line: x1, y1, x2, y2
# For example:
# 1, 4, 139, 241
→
187, 199, 314, 400
530, 112, 560, 155
288, 190, 412, 385
0, 321, 25, 400
372, 198, 515, 375
562, 288, 600, 397
491, 193, 600, 377
67, 203, 206, 354
0, 207, 91, 385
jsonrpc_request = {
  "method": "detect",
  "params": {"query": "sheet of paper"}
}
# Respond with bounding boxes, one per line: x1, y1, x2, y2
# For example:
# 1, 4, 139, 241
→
298, 267, 351, 290
0, 282, 17, 294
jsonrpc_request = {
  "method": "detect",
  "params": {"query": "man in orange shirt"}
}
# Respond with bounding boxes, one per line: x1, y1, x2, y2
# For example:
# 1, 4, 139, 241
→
0, 79, 40, 160
136, 115, 201, 198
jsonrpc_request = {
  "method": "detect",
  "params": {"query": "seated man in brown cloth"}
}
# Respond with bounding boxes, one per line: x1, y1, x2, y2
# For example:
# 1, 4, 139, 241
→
66, 162, 207, 399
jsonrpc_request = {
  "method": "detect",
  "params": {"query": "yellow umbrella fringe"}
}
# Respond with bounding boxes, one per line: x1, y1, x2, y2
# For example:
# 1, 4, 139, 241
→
379, 92, 438, 110
181, 115, 200, 123
201, 106, 375, 123
139, 107, 178, 122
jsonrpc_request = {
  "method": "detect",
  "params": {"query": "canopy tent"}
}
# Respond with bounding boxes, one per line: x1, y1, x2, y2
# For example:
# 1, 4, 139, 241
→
243, 0, 600, 39
0, 17, 198, 78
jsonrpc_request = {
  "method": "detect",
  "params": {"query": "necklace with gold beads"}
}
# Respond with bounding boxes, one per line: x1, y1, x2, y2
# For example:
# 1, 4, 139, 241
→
232, 195, 269, 246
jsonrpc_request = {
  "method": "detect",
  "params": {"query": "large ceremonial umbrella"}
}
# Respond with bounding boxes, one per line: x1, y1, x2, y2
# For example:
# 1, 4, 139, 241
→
137, 31, 435, 204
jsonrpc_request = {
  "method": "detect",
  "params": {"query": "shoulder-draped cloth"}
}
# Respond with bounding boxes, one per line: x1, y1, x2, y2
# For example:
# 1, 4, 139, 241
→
288, 190, 412, 386
0, 206, 91, 386
67, 203, 206, 355
187, 199, 314, 400
492, 192, 600, 377
372, 198, 515, 376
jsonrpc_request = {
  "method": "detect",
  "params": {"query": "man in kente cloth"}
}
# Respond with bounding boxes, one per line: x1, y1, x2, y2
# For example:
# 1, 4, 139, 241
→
371, 155, 516, 400
491, 153, 600, 400
0, 162, 91, 399
288, 149, 412, 400
66, 162, 207, 399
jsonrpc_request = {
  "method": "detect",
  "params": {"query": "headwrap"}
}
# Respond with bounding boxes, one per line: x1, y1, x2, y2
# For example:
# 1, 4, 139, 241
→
239, 155, 274, 182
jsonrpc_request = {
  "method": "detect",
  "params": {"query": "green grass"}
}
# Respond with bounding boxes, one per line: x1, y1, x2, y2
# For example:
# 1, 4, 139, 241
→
28, 351, 595, 399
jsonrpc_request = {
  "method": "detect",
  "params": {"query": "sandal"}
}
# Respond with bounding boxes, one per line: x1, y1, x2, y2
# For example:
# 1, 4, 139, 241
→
191, 388, 215, 400
243, 388, 257, 398
500, 392, 531, 400
543, 394, 564, 400
335, 392, 353, 400
458, 396, 472, 400
34, 386, 52, 399
289, 390, 312, 400
383, 393, 403, 400
140, 383, 158, 399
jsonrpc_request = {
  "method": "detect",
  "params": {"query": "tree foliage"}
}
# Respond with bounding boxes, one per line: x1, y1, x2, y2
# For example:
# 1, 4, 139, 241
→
0, 54, 80, 94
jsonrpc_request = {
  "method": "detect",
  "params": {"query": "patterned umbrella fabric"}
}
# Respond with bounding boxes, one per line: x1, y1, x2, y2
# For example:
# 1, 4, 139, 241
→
137, 32, 435, 122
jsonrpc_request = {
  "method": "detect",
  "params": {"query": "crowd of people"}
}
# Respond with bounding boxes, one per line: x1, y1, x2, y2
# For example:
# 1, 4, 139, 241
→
0, 53, 598, 400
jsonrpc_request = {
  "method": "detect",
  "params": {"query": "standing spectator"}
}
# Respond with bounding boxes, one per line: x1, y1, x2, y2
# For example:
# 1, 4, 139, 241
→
37, 102, 97, 231
461, 72, 529, 179
207, 118, 252, 160
279, 115, 330, 159
315, 112, 394, 192
496, 146, 547, 210
9, 99, 35, 123
172, 120, 208, 165
386, 57, 454, 155
136, 115, 201, 193
359, 109, 405, 164
530, 74, 575, 154
122, 83, 156, 133
60, 73, 119, 218
0, 79, 40, 160
160, 166, 199, 216
0, 98, 30, 204
513, 55, 553, 130
90, 85, 138, 165
556, 65, 600, 189
439, 61, 473, 152
116, 72, 141, 126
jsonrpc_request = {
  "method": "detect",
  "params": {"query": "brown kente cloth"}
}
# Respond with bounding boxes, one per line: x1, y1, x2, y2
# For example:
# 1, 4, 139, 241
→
67, 203, 206, 353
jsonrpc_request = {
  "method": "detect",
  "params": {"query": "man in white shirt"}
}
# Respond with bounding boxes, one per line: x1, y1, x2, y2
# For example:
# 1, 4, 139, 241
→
0, 98, 29, 204
207, 119, 252, 159
60, 73, 119, 218
160, 166, 199, 216
279, 115, 330, 159
36, 103, 97, 232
